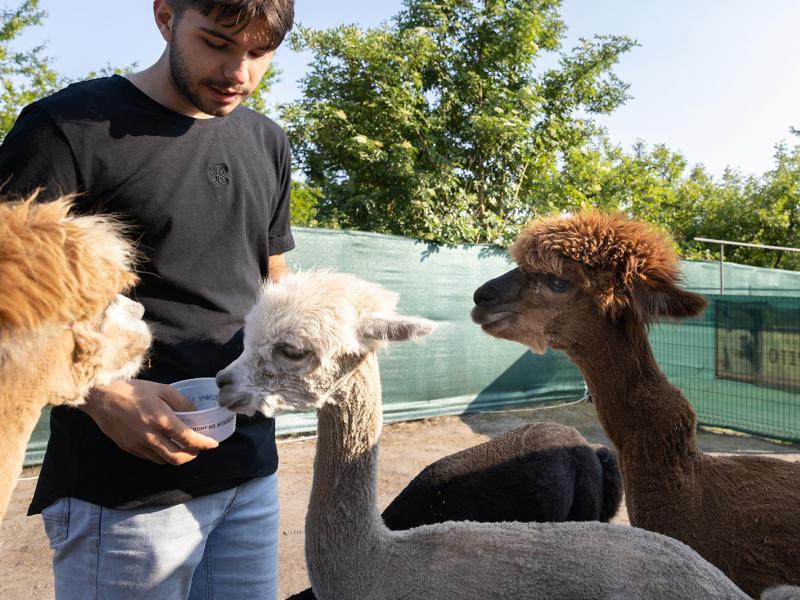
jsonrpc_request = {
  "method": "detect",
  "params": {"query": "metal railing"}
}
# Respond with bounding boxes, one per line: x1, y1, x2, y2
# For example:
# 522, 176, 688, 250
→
694, 237, 800, 294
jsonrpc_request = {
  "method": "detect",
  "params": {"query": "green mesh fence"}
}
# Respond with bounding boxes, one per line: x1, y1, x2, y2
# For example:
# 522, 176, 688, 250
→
23, 229, 800, 464
274, 228, 585, 435
682, 260, 800, 297
652, 295, 800, 442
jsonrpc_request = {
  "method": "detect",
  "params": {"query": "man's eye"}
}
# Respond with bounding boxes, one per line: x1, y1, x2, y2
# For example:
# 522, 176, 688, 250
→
546, 276, 573, 293
204, 39, 226, 50
276, 344, 310, 361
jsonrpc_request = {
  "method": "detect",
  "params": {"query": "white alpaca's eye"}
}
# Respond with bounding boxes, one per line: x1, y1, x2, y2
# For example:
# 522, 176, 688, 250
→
546, 276, 573, 293
275, 343, 311, 361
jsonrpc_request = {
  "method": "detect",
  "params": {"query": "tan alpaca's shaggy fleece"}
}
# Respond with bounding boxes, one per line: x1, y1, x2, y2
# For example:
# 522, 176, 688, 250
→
0, 195, 138, 336
0, 195, 149, 524
510, 210, 687, 319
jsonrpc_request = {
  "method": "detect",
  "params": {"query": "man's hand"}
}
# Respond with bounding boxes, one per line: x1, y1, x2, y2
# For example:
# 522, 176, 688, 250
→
79, 379, 219, 465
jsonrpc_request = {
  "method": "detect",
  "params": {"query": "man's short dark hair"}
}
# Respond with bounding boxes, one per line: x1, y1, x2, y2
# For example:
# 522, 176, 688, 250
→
169, 0, 295, 50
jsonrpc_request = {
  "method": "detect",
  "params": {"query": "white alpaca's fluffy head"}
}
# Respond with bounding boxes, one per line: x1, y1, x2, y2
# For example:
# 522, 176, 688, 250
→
216, 270, 436, 417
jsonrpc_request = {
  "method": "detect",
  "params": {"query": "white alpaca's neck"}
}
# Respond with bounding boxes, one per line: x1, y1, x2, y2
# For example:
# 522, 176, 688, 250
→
305, 353, 387, 597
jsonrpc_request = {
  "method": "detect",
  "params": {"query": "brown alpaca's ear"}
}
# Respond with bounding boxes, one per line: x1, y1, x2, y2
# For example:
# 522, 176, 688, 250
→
631, 281, 708, 322
357, 315, 437, 344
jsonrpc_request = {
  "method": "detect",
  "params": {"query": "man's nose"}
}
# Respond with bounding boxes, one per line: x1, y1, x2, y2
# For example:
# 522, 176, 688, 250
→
223, 57, 248, 86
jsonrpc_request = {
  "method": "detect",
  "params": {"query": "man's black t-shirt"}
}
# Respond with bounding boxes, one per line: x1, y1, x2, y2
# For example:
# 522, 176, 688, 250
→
0, 75, 293, 513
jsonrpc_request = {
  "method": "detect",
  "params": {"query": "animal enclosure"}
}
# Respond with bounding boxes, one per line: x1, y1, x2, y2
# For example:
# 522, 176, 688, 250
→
22, 228, 800, 465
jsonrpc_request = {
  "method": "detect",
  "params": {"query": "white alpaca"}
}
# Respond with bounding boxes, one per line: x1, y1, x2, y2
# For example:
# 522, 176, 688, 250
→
0, 197, 151, 523
217, 271, 780, 600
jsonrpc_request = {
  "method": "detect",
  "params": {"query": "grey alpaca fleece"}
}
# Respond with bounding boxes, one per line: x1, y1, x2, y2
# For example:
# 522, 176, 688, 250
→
288, 422, 622, 600
763, 587, 800, 600
303, 357, 753, 600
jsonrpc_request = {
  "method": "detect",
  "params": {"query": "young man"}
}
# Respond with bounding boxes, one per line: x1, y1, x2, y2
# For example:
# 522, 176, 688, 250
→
0, 1, 294, 597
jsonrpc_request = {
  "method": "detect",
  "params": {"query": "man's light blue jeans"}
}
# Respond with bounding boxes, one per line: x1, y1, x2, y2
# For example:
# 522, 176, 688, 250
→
41, 474, 279, 600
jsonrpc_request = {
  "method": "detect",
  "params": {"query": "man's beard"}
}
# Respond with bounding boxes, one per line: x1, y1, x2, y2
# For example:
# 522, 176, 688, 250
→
168, 42, 248, 117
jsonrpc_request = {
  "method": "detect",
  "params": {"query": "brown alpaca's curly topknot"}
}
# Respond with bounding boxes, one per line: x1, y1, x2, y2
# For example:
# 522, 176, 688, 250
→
510, 210, 681, 316
0, 194, 139, 337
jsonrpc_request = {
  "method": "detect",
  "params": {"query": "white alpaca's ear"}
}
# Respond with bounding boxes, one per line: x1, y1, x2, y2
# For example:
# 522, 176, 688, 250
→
357, 314, 437, 344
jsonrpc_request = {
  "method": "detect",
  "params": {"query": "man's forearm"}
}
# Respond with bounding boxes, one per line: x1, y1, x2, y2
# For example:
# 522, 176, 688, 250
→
268, 253, 290, 282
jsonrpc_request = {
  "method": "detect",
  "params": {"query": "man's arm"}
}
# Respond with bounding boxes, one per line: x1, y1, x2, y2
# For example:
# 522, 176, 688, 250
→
268, 252, 290, 282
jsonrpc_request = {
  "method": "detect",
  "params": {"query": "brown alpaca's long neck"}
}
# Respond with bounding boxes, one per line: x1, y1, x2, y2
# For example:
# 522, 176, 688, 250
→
568, 319, 699, 465
305, 354, 386, 578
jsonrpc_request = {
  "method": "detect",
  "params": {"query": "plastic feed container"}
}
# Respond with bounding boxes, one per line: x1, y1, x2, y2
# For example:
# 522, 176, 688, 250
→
171, 377, 236, 442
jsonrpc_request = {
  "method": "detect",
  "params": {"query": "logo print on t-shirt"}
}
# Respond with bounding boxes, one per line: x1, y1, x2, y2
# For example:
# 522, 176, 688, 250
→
208, 164, 231, 185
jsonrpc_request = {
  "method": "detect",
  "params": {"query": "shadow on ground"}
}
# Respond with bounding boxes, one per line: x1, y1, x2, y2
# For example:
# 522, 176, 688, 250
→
460, 399, 800, 455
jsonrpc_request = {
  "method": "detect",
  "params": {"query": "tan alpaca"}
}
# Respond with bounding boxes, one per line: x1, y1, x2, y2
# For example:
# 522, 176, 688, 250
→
472, 210, 800, 597
217, 270, 773, 600
0, 197, 151, 523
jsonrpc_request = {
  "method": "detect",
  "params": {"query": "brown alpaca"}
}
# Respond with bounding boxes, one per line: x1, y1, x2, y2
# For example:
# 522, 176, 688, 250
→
0, 197, 151, 523
471, 210, 800, 597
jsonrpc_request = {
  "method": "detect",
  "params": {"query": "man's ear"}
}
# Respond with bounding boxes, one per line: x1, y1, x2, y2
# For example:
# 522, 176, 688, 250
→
153, 0, 177, 43
631, 280, 708, 322
357, 314, 437, 344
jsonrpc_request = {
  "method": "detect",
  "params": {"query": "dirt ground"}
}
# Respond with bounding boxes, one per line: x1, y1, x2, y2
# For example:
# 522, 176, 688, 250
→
2, 400, 799, 599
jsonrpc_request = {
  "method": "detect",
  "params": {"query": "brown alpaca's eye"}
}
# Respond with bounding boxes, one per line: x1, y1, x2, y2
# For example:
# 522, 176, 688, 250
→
276, 344, 311, 361
546, 276, 573, 293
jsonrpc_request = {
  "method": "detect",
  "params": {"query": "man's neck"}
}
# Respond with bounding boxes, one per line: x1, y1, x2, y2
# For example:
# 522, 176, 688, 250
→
126, 53, 214, 120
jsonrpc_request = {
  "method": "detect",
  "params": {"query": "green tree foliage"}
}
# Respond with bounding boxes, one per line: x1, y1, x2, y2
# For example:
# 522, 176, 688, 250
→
542, 134, 800, 270
243, 63, 279, 115
0, 0, 62, 138
753, 140, 800, 270
535, 139, 710, 241
85, 63, 139, 79
2, 0, 797, 270
290, 179, 328, 227
281, 0, 799, 269
282, 0, 636, 245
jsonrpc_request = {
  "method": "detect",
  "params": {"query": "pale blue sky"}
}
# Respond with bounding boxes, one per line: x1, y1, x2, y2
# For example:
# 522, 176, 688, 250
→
11, 0, 800, 178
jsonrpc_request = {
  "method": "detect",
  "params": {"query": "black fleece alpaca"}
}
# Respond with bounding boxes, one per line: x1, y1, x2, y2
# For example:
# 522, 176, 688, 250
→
286, 421, 622, 600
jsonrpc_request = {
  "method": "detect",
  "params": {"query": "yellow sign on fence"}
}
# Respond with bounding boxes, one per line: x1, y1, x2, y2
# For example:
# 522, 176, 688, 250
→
761, 331, 800, 391
715, 301, 800, 392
